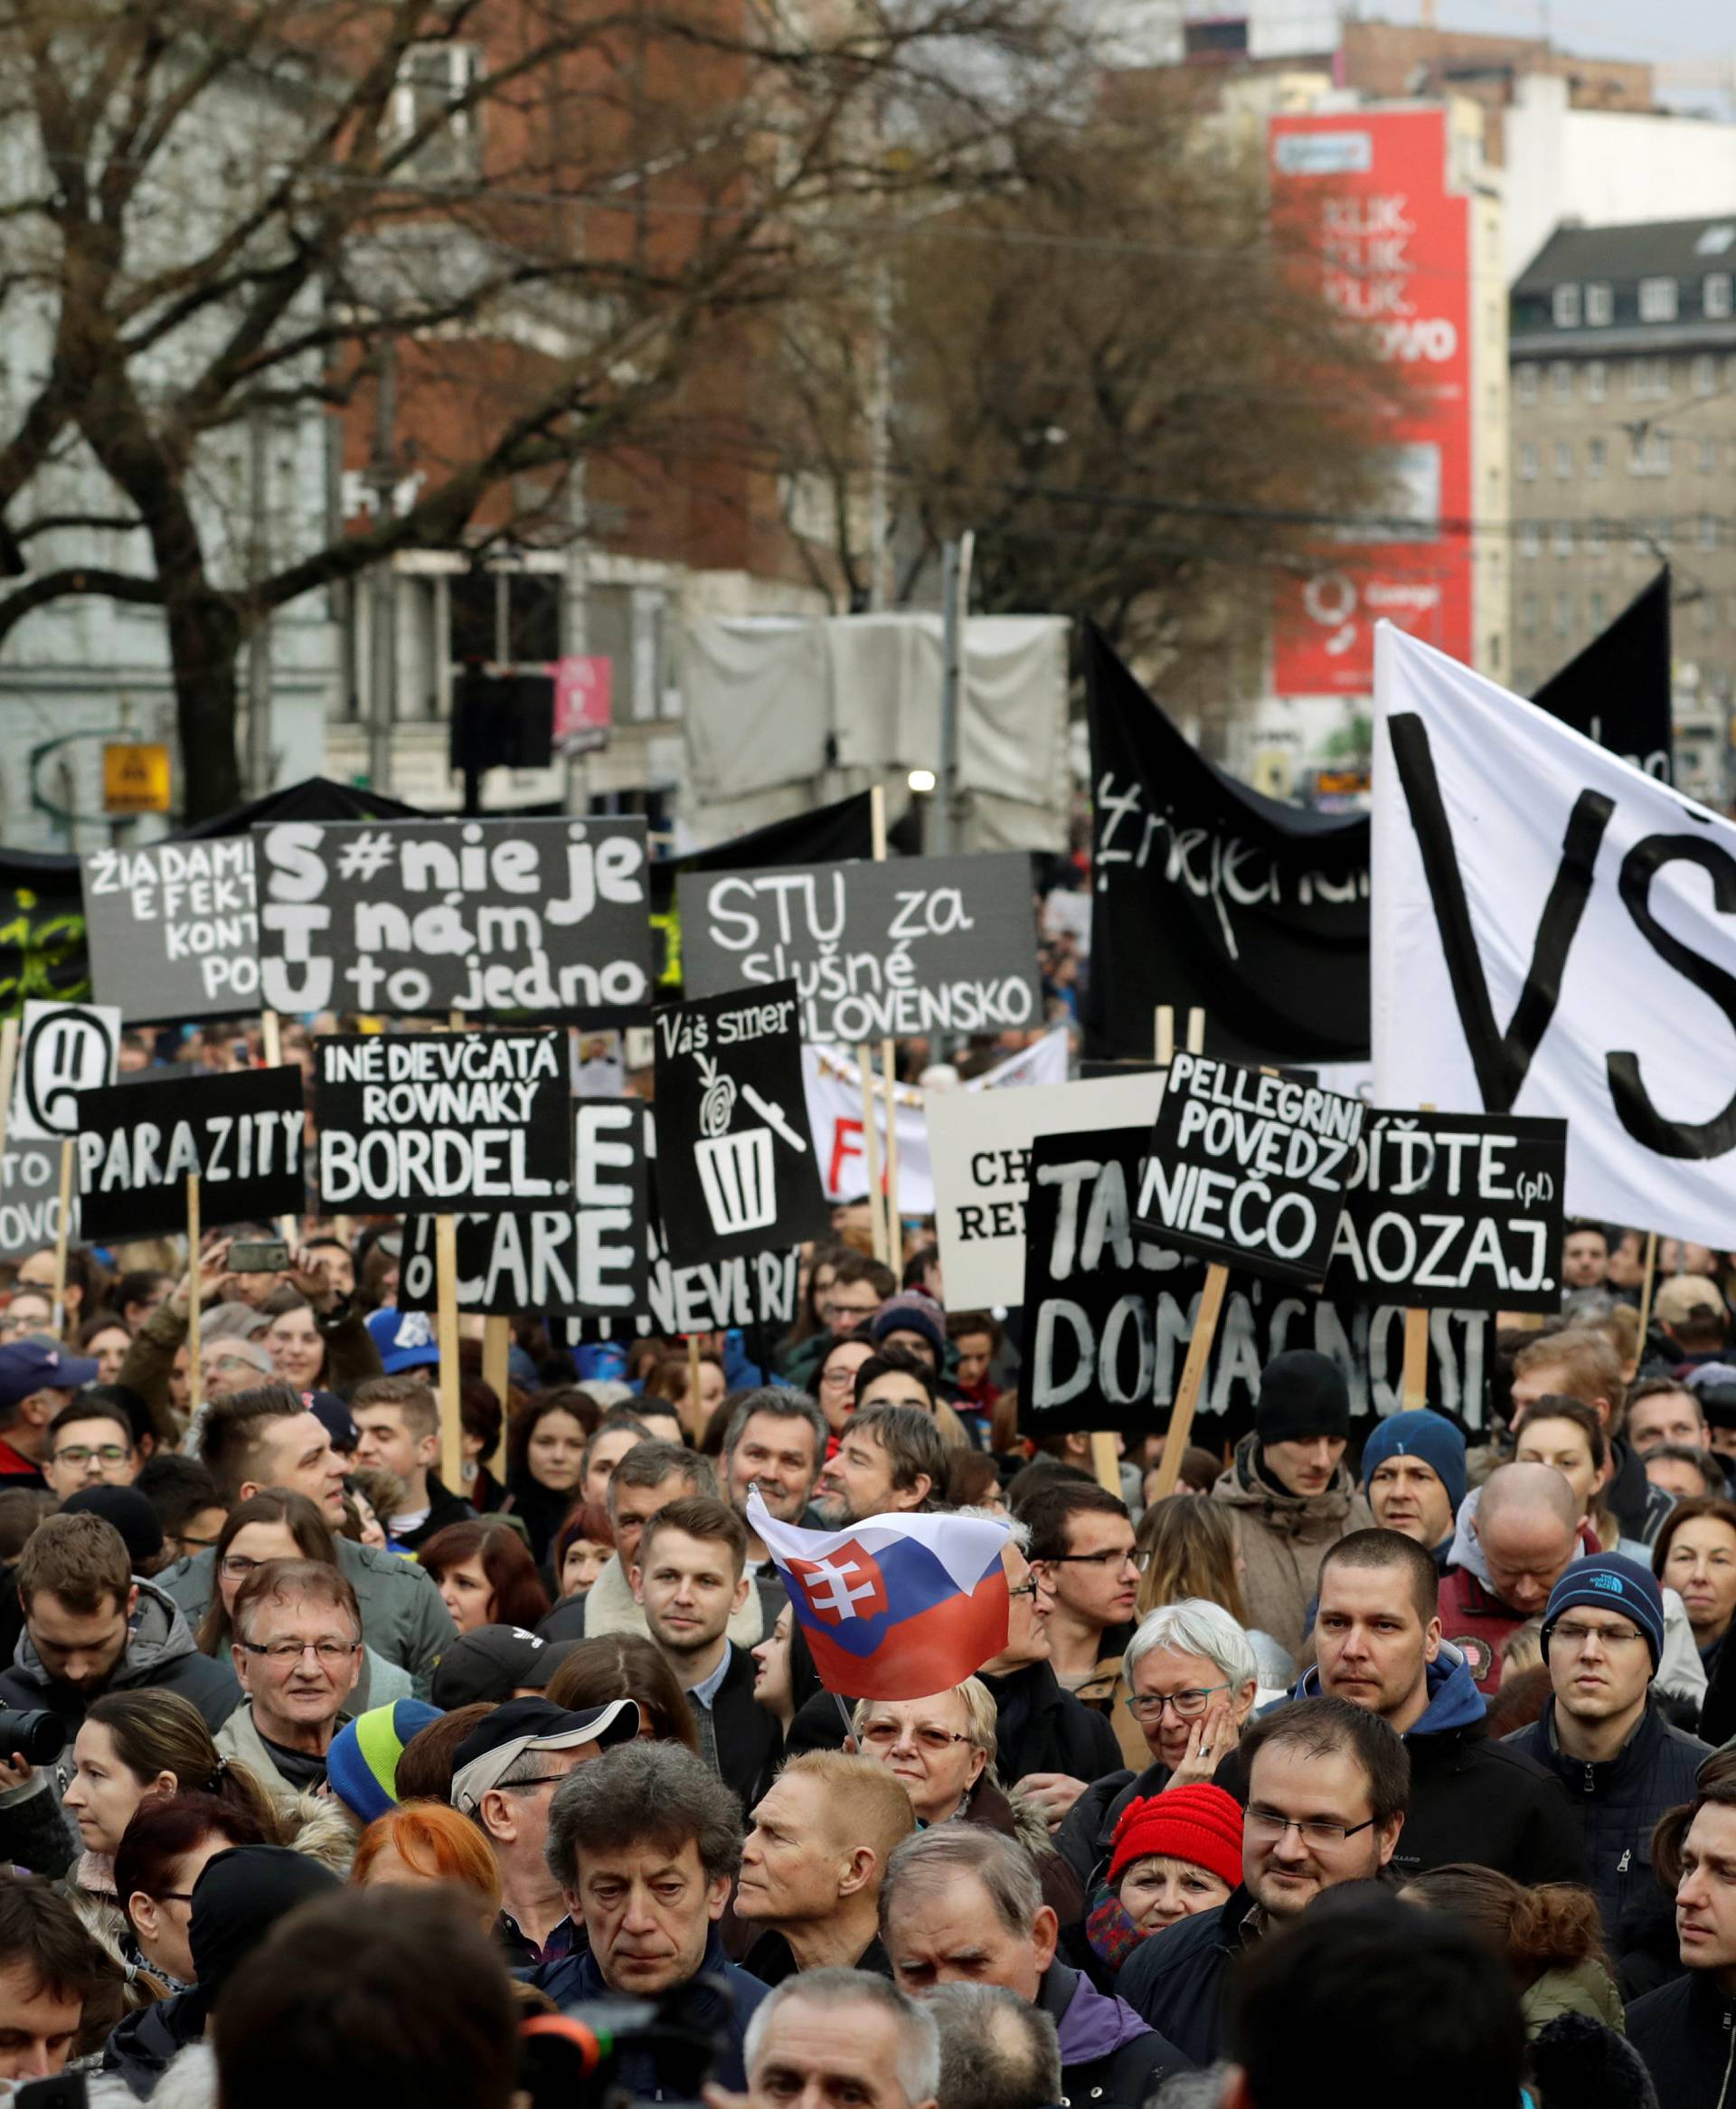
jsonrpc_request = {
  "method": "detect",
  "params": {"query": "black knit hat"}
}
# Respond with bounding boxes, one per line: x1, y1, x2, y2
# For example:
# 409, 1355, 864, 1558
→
1256, 1350, 1350, 1445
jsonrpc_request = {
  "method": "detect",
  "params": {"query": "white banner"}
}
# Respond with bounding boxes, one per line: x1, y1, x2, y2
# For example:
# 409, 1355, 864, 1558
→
1373, 621, 1736, 1246
804, 1028, 1071, 1219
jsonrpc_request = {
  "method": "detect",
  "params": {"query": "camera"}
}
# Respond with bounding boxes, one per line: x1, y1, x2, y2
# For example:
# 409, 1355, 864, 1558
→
0, 1708, 66, 1765
521, 1980, 728, 2108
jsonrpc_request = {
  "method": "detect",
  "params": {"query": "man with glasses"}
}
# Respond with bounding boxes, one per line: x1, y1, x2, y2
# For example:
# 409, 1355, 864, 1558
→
1118, 1696, 1408, 2065
450, 1694, 640, 1970
1506, 1553, 1710, 1991
818, 1255, 893, 1338
1023, 1482, 1144, 1764
216, 1556, 364, 1795
42, 1398, 139, 1499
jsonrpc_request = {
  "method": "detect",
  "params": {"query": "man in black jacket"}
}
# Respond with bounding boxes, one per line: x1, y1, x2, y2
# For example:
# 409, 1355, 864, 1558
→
879, 1825, 1188, 2108
635, 1495, 779, 1811
1628, 1767, 1736, 2102
1507, 1552, 1710, 1995
736, 1751, 912, 1982
350, 1376, 474, 1552
1118, 1698, 1408, 2066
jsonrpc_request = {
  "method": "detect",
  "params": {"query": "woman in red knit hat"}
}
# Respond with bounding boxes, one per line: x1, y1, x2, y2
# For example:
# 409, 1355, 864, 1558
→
1088, 1783, 1246, 1972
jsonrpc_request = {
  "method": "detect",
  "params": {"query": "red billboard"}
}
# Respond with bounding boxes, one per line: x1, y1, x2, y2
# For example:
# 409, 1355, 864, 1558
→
1269, 108, 1473, 697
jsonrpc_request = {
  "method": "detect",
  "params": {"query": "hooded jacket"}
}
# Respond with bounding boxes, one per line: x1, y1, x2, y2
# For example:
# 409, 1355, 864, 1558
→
1037, 1957, 1190, 2106
1210, 1434, 1373, 1659
1116, 1882, 1251, 2067
0, 1578, 240, 1756
1627, 1969, 1736, 2107
1507, 1698, 1711, 1996
519, 1925, 769, 2091
1605, 1439, 1675, 1549
1291, 1645, 1588, 1885
538, 1550, 778, 1650
158, 1533, 454, 1695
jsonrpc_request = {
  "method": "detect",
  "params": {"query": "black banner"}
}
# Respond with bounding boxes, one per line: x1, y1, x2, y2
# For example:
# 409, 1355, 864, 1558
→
1135, 1052, 1364, 1286
0, 848, 90, 1015
400, 1101, 649, 1318
1325, 1111, 1567, 1313
75, 1066, 305, 1242
314, 1030, 571, 1214
0, 1140, 80, 1253
1081, 625, 1369, 1065
81, 840, 259, 1023
1533, 568, 1672, 783
652, 981, 829, 1267
1019, 1126, 1492, 1439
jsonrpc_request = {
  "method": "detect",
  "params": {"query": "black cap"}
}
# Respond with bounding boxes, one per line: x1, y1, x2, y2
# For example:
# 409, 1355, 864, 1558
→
449, 1696, 640, 1814
1256, 1349, 1350, 1446
430, 1625, 577, 1709
61, 1485, 165, 1567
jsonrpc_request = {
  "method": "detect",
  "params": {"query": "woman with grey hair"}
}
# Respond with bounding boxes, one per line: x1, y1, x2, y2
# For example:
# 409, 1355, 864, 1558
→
1053, 1598, 1262, 1896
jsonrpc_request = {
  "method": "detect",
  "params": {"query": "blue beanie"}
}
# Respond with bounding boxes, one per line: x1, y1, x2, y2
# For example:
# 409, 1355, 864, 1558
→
325, 1698, 442, 1823
1543, 1554, 1665, 1670
1360, 1410, 1467, 1517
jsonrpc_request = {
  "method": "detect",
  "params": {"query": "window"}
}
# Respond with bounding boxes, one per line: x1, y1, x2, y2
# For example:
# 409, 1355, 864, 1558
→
1700, 593, 1716, 635
1590, 591, 1607, 629
1515, 364, 1539, 407
1585, 520, 1607, 557
1554, 591, 1572, 637
1706, 273, 1733, 319
1638, 277, 1679, 322
1629, 357, 1669, 402
1519, 441, 1539, 482
389, 43, 484, 182
1701, 439, 1718, 476
1520, 593, 1538, 635
1550, 362, 1574, 405
1587, 436, 1607, 478
1585, 282, 1614, 326
1586, 361, 1607, 402
1553, 440, 1572, 479
1703, 515, 1720, 551
1518, 521, 1542, 558
1630, 431, 1671, 476
1552, 284, 1581, 327
1694, 353, 1719, 396
1552, 521, 1573, 556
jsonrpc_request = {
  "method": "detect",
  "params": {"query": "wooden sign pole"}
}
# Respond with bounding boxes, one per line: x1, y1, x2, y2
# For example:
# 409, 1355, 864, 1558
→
867, 781, 901, 1268
50, 1140, 75, 1337
0, 1015, 20, 1161
482, 1315, 512, 1415
435, 1214, 462, 1490
1636, 1228, 1661, 1349
858, 1053, 887, 1264
1400, 1102, 1437, 1410
185, 1174, 203, 1420
1150, 1262, 1230, 1502
686, 1329, 703, 1438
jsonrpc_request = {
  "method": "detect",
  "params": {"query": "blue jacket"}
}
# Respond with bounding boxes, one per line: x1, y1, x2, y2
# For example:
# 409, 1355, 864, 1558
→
518, 1926, 769, 2092
1116, 1885, 1250, 2067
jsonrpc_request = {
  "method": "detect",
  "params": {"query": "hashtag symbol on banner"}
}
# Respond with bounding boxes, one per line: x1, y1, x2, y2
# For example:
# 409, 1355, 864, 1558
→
335, 831, 395, 880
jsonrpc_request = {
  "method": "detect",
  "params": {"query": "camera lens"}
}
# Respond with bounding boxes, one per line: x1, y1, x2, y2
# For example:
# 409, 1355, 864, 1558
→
0, 1709, 67, 1766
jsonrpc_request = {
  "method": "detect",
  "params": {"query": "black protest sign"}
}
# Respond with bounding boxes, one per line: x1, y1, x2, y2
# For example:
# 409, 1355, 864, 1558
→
653, 981, 829, 1266
255, 818, 652, 1017
80, 839, 259, 1023
1135, 1052, 1365, 1285
1533, 569, 1672, 783
0, 1140, 80, 1253
1020, 1125, 1492, 1438
75, 1067, 304, 1242
400, 1101, 649, 1318
0, 846, 90, 1013
1081, 624, 1370, 1066
676, 851, 1042, 1045
314, 1030, 571, 1215
1326, 1112, 1567, 1314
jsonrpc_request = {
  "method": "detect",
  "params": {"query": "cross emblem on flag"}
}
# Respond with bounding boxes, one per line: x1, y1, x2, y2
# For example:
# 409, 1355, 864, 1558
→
788, 1544, 888, 1625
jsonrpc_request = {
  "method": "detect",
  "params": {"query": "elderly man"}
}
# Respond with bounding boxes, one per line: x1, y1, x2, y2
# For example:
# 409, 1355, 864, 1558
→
736, 1751, 916, 1981
216, 1556, 364, 1794
743, 1968, 939, 2109
1438, 1461, 1586, 1692
927, 1985, 1061, 2109
720, 1389, 826, 1574
532, 1740, 769, 2089
811, 1404, 948, 1530
880, 1826, 1186, 2109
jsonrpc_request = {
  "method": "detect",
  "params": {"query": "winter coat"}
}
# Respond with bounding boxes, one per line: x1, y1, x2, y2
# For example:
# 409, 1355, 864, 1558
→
977, 1661, 1123, 1792
1290, 1645, 1589, 1885
1037, 1958, 1191, 2107
964, 1773, 1086, 1927
1529, 2012, 1659, 2109
1627, 1969, 1736, 2107
0, 1580, 240, 1759
105, 1988, 200, 2099
1507, 1698, 1711, 1997
520, 1927, 769, 2091
158, 1535, 454, 1696
1606, 1440, 1675, 1549
1055, 1757, 1170, 1894
1522, 1957, 1627, 2038
390, 1474, 476, 1555
0, 1770, 77, 1875
1116, 1883, 1251, 2067
215, 1701, 349, 1802
538, 1550, 779, 1650
692, 1643, 782, 1814
1210, 1435, 1373, 1659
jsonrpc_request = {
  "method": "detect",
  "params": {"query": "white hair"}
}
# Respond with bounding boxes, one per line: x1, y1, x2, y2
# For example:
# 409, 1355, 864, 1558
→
745, 1969, 940, 2107
1122, 1596, 1258, 1690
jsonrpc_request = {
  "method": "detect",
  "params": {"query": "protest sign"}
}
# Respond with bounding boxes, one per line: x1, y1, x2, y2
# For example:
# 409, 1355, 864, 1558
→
1020, 1125, 1491, 1437
653, 981, 829, 1267
928, 1069, 1165, 1309
0, 1140, 80, 1252
11, 1002, 120, 1141
255, 818, 652, 1017
75, 1066, 304, 1242
676, 852, 1042, 1045
1082, 625, 1370, 1067
400, 1101, 649, 1318
1373, 622, 1736, 1246
1325, 1111, 1567, 1313
1135, 1051, 1365, 1285
315, 1030, 570, 1214
1533, 569, 1672, 783
80, 838, 259, 1023
0, 848, 90, 1012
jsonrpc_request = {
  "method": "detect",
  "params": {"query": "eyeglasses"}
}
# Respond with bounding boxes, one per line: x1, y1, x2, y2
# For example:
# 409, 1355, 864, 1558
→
152, 1892, 195, 1905
52, 1445, 130, 1467
1246, 1807, 1380, 1849
1125, 1683, 1231, 1723
1547, 1620, 1647, 1651
1051, 1548, 1139, 1569
859, 1722, 970, 1755
1007, 1580, 1041, 1601
819, 1368, 859, 1390
221, 1556, 271, 1580
500, 1774, 567, 1792
241, 1639, 362, 1664
822, 1300, 878, 1322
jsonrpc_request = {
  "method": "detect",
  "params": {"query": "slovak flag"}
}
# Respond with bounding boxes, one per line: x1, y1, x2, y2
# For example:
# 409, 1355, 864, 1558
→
747, 1491, 1011, 1700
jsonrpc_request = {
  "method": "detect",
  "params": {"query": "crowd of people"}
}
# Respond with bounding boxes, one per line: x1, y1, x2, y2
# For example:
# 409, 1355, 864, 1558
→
0, 1195, 1733, 2107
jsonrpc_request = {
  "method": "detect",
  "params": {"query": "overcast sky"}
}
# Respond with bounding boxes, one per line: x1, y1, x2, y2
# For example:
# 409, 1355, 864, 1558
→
1366, 0, 1733, 77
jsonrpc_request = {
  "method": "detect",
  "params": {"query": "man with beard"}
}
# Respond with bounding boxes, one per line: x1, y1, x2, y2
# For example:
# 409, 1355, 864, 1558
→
810, 1406, 947, 1528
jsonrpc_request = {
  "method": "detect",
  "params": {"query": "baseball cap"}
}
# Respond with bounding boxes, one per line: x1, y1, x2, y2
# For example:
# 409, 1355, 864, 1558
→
307, 1389, 359, 1453
0, 1341, 99, 1411
1656, 1275, 1726, 1329
431, 1625, 579, 1709
450, 1696, 639, 1814
366, 1306, 439, 1376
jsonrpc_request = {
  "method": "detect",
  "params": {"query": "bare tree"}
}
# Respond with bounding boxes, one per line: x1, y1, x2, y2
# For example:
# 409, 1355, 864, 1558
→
0, 0, 1093, 816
